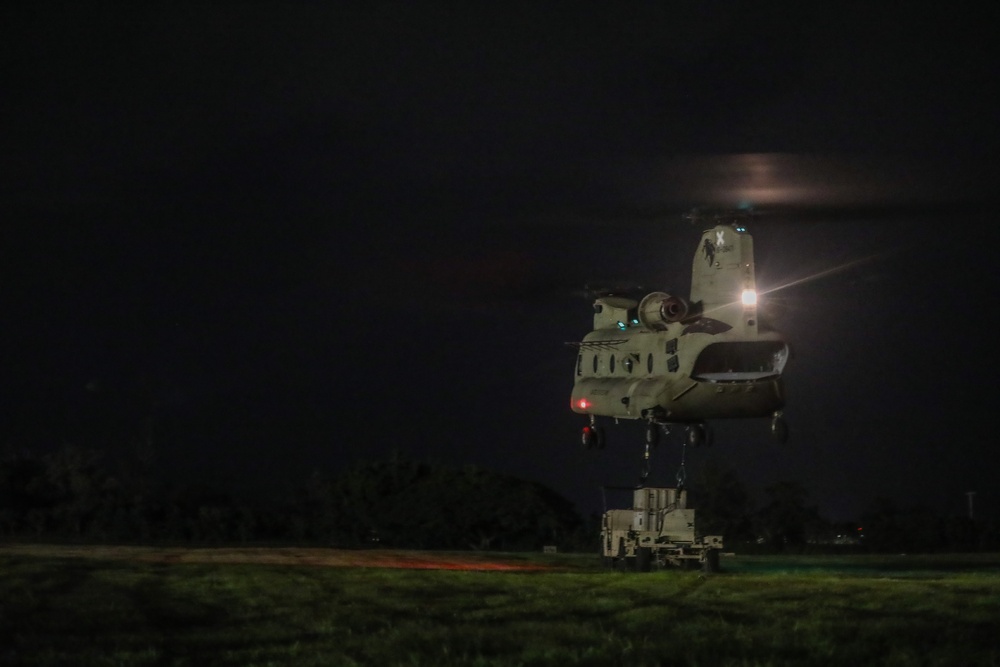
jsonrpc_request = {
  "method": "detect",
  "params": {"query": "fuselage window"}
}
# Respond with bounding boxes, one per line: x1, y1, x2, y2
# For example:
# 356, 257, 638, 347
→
610, 354, 616, 374
647, 353, 653, 373
624, 356, 633, 373
576, 354, 582, 376
593, 354, 598, 374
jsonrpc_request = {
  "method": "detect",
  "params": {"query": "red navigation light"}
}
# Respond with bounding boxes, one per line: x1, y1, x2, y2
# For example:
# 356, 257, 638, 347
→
578, 398, 590, 410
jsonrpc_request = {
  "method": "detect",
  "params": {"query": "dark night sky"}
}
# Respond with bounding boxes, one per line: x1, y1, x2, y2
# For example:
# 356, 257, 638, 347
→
3, 5, 999, 522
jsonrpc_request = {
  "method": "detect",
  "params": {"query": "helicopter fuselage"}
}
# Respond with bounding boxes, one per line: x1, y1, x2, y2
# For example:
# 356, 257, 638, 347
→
569, 221, 789, 431
570, 323, 787, 423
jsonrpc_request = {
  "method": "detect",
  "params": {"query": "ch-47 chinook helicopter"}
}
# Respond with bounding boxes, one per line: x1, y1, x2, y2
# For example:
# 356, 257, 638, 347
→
568, 211, 790, 453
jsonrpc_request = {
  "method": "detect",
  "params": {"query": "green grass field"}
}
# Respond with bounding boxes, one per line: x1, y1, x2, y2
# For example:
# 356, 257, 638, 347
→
2, 547, 999, 666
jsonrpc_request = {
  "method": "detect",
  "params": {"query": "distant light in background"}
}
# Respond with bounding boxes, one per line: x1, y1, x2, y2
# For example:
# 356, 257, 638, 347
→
620, 152, 991, 211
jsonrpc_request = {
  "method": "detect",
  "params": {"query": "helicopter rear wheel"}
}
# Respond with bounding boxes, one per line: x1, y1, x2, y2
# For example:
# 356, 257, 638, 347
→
771, 412, 789, 443
687, 423, 707, 448
644, 421, 661, 447
582, 425, 606, 450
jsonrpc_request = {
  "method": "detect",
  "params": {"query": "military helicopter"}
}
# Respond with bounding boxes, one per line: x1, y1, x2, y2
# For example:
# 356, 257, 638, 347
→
568, 210, 790, 452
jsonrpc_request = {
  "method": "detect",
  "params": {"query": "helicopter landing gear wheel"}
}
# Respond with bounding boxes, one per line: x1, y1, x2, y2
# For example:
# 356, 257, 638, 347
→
687, 423, 707, 448
644, 421, 661, 447
582, 424, 606, 450
771, 411, 789, 444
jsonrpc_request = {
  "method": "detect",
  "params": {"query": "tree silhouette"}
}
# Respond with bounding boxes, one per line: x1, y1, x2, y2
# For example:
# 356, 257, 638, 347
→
754, 480, 823, 550
690, 461, 754, 541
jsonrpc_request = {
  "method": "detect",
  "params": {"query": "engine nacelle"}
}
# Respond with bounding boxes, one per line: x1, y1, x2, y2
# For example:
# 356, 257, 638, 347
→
638, 291, 694, 330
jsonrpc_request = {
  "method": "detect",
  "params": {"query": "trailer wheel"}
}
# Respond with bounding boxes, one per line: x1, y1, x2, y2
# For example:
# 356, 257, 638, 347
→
702, 549, 720, 574
636, 547, 652, 572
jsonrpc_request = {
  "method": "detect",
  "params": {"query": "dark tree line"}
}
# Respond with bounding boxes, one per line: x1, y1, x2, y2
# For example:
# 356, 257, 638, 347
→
690, 461, 1000, 553
688, 464, 828, 549
857, 496, 999, 553
4, 444, 996, 553
0, 445, 585, 550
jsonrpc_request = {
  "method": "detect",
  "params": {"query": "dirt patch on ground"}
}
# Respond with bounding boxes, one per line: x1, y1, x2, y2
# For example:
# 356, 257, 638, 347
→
0, 544, 552, 571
